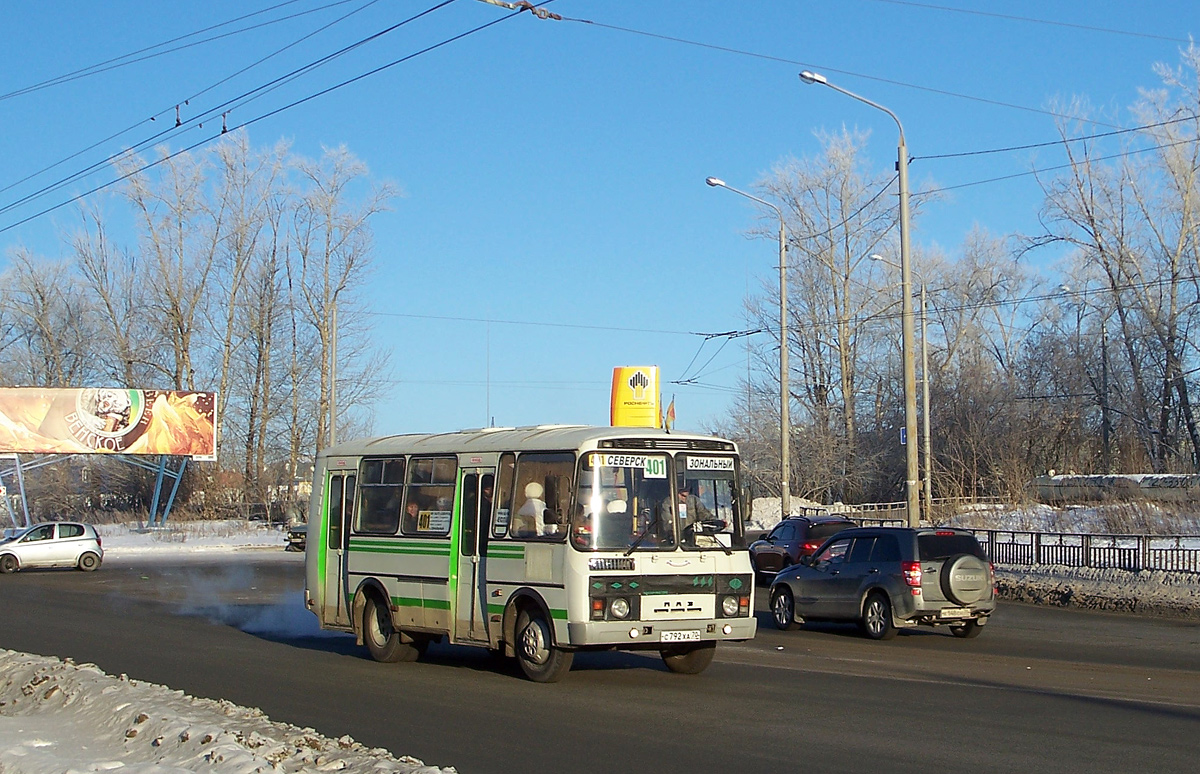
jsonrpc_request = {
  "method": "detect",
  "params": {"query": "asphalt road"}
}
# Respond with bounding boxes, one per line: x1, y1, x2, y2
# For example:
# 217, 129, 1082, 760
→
2, 553, 1198, 773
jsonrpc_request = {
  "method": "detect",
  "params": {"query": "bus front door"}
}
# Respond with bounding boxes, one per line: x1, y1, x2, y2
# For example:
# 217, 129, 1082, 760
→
322, 471, 355, 628
453, 468, 493, 643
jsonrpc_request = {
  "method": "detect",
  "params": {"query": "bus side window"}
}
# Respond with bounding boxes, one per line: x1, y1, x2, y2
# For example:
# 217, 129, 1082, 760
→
356, 458, 404, 535
342, 474, 356, 550
327, 476, 344, 549
492, 453, 515, 539
511, 452, 574, 539
402, 456, 457, 536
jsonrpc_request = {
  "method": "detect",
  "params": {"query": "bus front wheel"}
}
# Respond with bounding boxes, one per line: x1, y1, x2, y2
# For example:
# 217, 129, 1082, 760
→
515, 609, 573, 683
660, 641, 716, 675
363, 596, 420, 663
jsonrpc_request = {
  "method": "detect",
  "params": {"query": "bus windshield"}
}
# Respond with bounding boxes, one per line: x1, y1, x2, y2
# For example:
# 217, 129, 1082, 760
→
572, 452, 676, 551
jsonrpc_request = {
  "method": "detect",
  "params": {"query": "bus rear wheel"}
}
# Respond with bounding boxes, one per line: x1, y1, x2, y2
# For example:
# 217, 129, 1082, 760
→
515, 609, 573, 683
660, 641, 716, 674
363, 596, 420, 663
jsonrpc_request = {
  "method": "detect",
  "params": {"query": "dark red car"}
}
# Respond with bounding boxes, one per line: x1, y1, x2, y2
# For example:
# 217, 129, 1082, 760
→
749, 515, 856, 580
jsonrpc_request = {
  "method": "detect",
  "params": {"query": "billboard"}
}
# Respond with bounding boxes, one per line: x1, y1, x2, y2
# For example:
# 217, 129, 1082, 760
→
609, 366, 662, 428
0, 388, 217, 460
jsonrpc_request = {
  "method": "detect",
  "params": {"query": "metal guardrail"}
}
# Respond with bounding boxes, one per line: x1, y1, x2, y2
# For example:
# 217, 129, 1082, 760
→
969, 530, 1200, 574
758, 499, 1200, 574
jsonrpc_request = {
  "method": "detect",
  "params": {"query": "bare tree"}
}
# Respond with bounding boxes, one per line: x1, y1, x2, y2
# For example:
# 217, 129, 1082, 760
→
118, 147, 223, 390
0, 248, 96, 387
292, 145, 396, 452
73, 206, 158, 386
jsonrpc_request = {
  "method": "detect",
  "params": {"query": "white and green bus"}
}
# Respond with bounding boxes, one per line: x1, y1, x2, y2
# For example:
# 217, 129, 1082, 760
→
303, 425, 756, 681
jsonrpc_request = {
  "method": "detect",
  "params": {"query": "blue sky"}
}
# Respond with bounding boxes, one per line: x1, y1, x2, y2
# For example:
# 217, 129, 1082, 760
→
0, 1, 1194, 437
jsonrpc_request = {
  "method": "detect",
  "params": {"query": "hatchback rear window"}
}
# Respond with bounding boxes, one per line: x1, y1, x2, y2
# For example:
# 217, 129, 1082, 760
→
808, 522, 854, 541
918, 534, 986, 560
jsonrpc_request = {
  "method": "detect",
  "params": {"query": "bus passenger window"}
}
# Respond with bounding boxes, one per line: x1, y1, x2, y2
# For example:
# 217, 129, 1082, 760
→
403, 456, 457, 536
510, 452, 574, 540
492, 453, 515, 539
356, 458, 403, 534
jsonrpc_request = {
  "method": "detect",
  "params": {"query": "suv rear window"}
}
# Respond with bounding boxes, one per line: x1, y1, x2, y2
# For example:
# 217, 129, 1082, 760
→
808, 522, 853, 541
918, 534, 986, 560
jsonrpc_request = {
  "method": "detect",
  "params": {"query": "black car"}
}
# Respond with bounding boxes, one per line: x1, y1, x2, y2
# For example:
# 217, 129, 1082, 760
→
286, 524, 307, 552
749, 514, 856, 581
768, 527, 996, 640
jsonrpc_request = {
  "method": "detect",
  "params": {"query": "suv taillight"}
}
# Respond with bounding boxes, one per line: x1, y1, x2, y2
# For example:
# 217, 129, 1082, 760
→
800, 541, 822, 554
902, 560, 922, 587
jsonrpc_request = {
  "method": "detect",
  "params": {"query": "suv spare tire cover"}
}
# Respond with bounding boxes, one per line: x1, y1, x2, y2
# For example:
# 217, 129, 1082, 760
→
940, 553, 989, 606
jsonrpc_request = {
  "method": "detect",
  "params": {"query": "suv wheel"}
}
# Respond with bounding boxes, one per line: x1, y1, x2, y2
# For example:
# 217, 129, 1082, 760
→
770, 587, 800, 631
951, 619, 984, 638
861, 592, 897, 640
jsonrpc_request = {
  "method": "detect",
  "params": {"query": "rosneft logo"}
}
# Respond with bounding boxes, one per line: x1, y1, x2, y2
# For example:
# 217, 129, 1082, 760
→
628, 370, 650, 399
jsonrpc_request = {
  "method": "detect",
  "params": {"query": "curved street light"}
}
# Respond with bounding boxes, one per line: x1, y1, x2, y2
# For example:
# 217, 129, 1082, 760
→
706, 176, 791, 517
802, 71, 920, 527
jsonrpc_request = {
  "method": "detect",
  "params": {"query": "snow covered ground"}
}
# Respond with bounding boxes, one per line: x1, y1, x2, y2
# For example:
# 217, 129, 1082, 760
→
1, 520, 455, 773
2, 510, 1199, 772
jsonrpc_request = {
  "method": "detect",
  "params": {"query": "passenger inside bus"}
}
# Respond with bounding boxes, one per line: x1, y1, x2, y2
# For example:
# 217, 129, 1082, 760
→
515, 481, 548, 536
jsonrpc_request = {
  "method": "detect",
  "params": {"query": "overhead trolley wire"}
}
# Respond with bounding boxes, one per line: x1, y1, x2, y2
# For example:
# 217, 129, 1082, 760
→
914, 113, 1200, 162
0, 0, 387, 204
859, 0, 1192, 45
0, 0, 476, 232
541, 12, 1120, 128
0, 0, 359, 102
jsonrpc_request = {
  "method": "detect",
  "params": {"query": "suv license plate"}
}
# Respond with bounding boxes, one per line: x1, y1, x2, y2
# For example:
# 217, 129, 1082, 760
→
939, 608, 971, 619
661, 630, 701, 642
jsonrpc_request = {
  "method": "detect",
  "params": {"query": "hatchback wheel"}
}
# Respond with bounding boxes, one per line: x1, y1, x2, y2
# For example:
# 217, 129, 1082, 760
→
78, 552, 101, 572
770, 587, 800, 630
861, 592, 897, 640
0, 554, 17, 574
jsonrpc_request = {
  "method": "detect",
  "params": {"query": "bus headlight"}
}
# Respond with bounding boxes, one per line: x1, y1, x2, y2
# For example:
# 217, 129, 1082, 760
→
609, 597, 631, 620
721, 596, 739, 617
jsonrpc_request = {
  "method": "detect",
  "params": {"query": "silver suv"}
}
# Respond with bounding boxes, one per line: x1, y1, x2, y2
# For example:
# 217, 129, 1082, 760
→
768, 527, 995, 639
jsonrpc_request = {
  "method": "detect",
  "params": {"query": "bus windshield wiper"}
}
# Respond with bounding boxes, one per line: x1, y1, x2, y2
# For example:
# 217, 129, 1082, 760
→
625, 514, 658, 556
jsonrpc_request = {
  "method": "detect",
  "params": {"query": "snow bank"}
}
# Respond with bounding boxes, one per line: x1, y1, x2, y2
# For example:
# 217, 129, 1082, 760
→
0, 649, 453, 774
997, 565, 1200, 619
96, 521, 288, 557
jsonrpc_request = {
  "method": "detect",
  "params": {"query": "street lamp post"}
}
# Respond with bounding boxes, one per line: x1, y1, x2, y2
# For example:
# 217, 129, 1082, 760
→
706, 176, 791, 517
872, 254, 932, 520
802, 70, 920, 527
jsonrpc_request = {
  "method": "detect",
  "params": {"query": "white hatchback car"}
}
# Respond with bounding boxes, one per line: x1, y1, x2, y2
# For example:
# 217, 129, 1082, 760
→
0, 522, 103, 573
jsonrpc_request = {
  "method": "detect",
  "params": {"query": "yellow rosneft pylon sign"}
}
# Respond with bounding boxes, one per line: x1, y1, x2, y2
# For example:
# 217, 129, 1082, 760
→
610, 366, 661, 428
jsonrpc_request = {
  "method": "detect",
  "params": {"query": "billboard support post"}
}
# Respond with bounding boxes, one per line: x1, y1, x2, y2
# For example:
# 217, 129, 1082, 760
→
149, 456, 167, 527
13, 455, 30, 528
160, 457, 187, 527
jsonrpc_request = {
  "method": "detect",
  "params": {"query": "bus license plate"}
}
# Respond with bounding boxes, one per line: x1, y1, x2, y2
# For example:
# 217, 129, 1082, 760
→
661, 630, 701, 642
939, 608, 971, 619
